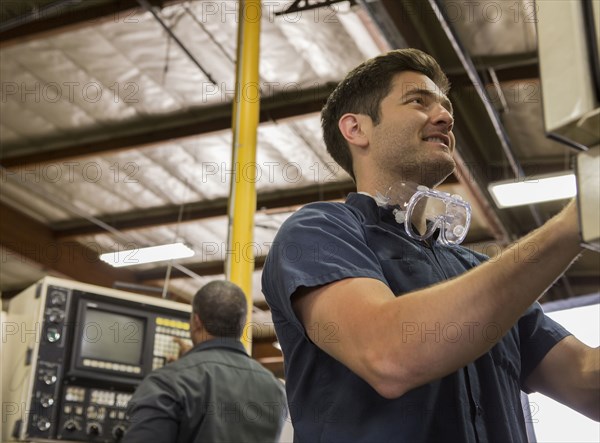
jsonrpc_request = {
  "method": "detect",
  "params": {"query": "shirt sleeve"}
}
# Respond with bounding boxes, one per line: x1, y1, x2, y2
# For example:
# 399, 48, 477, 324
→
262, 202, 388, 335
518, 302, 572, 391
124, 374, 182, 443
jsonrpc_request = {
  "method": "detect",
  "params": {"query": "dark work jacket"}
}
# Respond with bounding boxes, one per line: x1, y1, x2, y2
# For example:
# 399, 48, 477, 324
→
125, 337, 287, 443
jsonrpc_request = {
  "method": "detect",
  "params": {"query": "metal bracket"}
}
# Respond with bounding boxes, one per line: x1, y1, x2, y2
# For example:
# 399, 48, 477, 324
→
275, 0, 356, 16
25, 347, 33, 366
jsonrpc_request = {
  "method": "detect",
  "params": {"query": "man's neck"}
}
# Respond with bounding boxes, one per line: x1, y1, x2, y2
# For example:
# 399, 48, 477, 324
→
191, 332, 217, 346
356, 184, 428, 233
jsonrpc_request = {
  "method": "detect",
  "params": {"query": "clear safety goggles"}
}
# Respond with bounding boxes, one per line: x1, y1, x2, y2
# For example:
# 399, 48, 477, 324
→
377, 182, 472, 246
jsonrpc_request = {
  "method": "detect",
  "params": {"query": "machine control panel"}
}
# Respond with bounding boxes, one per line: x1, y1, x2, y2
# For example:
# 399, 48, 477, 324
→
3, 279, 192, 442
24, 286, 71, 440
56, 386, 132, 442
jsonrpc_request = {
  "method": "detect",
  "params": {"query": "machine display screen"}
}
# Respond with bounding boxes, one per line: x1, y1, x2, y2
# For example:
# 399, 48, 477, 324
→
79, 307, 145, 366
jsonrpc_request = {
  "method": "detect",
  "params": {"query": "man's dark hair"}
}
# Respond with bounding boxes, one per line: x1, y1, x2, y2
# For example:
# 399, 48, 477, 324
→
321, 49, 450, 182
192, 280, 247, 338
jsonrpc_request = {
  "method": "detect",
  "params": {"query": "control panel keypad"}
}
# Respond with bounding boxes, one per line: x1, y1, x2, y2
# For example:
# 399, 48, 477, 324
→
152, 317, 192, 370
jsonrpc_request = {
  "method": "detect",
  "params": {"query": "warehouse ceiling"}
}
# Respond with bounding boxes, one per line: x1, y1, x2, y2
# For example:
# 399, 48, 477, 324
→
1, 0, 599, 336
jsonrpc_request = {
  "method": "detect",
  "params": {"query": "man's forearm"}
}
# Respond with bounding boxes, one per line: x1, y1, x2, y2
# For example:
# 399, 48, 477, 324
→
459, 200, 582, 330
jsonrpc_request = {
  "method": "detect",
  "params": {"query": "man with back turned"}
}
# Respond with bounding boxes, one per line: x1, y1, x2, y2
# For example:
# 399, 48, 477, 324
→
125, 280, 286, 443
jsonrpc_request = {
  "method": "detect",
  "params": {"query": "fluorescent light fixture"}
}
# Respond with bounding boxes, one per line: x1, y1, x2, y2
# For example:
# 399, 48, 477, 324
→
488, 173, 576, 208
100, 242, 194, 268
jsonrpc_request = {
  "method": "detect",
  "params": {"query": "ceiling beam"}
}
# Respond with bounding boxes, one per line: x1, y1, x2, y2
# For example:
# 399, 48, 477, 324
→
448, 62, 539, 89
52, 181, 356, 238
0, 83, 336, 168
0, 0, 176, 48
444, 52, 539, 81
0, 201, 138, 288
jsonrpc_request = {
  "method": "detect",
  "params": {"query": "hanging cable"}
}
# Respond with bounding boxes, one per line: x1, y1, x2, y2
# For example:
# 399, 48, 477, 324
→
183, 4, 236, 65
162, 188, 190, 299
136, 0, 217, 85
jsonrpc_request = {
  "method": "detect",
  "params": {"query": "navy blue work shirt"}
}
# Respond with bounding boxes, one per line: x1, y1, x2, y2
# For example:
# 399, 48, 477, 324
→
262, 192, 570, 442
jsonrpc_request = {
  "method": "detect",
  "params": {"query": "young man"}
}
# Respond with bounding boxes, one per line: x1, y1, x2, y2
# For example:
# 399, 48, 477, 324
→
125, 280, 286, 443
262, 49, 599, 441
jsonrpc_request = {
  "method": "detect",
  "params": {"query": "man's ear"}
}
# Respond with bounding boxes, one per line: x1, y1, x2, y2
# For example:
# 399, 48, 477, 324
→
338, 113, 370, 149
191, 313, 202, 331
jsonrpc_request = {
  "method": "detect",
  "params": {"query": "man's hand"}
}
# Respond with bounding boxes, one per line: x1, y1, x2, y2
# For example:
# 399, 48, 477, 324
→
166, 337, 193, 363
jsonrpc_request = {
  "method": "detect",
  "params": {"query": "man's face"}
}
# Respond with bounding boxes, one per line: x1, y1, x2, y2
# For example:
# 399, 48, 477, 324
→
368, 71, 456, 187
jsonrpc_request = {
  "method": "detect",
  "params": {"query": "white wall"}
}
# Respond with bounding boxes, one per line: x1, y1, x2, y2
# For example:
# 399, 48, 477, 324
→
528, 302, 600, 442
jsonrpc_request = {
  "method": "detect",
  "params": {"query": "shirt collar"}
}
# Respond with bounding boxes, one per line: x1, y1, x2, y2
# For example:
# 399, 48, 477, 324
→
190, 337, 249, 356
347, 192, 397, 224
356, 191, 389, 207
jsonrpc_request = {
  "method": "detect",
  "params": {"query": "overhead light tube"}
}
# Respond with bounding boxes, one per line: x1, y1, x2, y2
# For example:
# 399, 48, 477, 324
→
100, 242, 194, 268
488, 173, 576, 208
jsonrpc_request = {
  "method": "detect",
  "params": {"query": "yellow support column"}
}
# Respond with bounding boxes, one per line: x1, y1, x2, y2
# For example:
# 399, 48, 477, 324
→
226, 0, 262, 354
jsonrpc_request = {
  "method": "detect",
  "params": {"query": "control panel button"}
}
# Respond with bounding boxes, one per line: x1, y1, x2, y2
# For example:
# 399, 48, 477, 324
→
49, 290, 66, 306
37, 418, 51, 431
113, 425, 126, 440
43, 374, 57, 385
87, 422, 102, 436
48, 310, 65, 323
46, 327, 61, 343
63, 420, 80, 432
87, 405, 98, 419
40, 395, 55, 408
